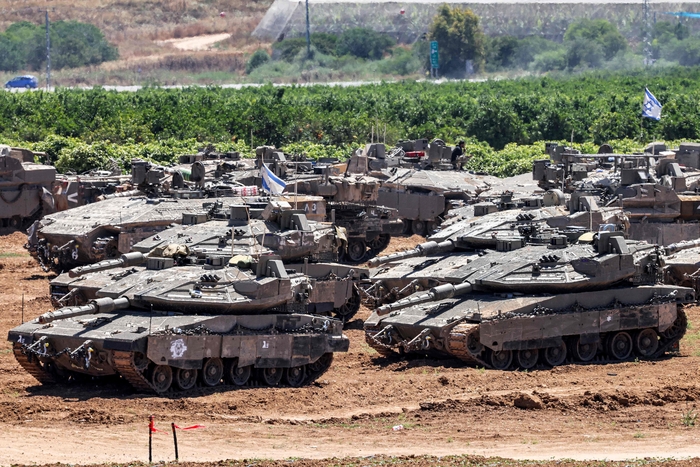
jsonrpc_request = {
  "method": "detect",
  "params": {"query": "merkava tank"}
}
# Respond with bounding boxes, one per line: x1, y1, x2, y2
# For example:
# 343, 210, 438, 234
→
9, 254, 355, 393
48, 203, 362, 322
131, 200, 345, 264
27, 196, 241, 271
346, 143, 522, 237
288, 169, 403, 262
363, 232, 695, 369
0, 145, 56, 228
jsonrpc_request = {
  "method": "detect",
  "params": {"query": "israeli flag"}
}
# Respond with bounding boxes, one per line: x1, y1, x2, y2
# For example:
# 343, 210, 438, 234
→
642, 88, 662, 121
261, 163, 287, 195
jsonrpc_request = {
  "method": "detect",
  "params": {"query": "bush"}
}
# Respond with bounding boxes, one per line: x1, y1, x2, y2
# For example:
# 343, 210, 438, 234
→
566, 38, 605, 69
531, 48, 567, 72
273, 33, 338, 62
0, 20, 118, 71
335, 28, 395, 60
246, 49, 270, 74
564, 18, 627, 60
377, 48, 423, 76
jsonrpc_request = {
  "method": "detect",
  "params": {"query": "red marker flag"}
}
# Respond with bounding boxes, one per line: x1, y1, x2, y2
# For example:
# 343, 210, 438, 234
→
174, 424, 206, 430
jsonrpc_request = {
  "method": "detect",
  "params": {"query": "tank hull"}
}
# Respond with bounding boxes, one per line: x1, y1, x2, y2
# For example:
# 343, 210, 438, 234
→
365, 285, 691, 369
9, 311, 348, 393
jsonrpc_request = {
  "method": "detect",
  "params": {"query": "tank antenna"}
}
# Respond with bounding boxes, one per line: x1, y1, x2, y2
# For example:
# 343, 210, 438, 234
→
21, 294, 24, 324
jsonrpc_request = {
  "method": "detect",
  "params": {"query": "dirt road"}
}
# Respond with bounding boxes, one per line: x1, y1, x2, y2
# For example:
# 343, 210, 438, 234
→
1, 230, 700, 465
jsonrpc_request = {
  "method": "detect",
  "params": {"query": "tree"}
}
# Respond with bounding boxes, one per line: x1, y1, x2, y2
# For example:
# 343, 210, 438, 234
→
563, 19, 627, 61
245, 49, 270, 74
428, 5, 485, 76
335, 28, 395, 60
484, 35, 519, 71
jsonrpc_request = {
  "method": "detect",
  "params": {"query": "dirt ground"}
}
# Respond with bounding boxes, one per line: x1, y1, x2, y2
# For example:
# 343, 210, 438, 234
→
2, 230, 700, 466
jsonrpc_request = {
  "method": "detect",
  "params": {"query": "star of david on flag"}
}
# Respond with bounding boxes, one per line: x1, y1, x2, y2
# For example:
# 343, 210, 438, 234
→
261, 163, 287, 195
642, 88, 662, 121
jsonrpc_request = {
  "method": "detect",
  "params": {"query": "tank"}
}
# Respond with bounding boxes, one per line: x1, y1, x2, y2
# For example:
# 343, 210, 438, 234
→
9, 255, 355, 393
289, 172, 404, 262
0, 145, 56, 228
345, 141, 516, 236
131, 200, 345, 263
27, 196, 240, 271
362, 232, 696, 369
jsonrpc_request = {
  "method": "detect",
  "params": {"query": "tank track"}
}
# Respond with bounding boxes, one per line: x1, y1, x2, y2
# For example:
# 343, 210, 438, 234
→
369, 306, 689, 370
364, 331, 399, 357
12, 343, 58, 385
112, 348, 336, 395
445, 323, 489, 367
113, 351, 154, 392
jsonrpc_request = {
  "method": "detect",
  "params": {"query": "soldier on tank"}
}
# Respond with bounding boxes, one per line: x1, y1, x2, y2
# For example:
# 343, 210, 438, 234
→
451, 140, 467, 170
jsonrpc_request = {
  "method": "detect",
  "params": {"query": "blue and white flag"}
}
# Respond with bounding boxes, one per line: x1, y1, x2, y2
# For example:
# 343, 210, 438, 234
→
642, 88, 662, 121
261, 163, 287, 195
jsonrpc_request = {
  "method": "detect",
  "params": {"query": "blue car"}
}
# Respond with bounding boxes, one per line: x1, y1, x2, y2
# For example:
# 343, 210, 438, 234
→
4, 75, 38, 89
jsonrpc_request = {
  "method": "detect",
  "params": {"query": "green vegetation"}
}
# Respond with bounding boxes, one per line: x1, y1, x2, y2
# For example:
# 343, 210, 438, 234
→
682, 407, 697, 427
4, 67, 700, 174
246, 49, 270, 74
428, 5, 486, 75
0, 21, 118, 72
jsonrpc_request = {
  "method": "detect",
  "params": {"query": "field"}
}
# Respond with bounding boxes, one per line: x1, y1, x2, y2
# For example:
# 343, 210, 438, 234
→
2, 68, 700, 177
0, 0, 273, 86
2, 230, 700, 465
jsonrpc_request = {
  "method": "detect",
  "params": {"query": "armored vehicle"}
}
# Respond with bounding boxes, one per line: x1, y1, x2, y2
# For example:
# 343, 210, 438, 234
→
0, 145, 56, 228
289, 172, 403, 262
9, 255, 355, 393
28, 197, 239, 271
363, 232, 694, 369
131, 201, 345, 264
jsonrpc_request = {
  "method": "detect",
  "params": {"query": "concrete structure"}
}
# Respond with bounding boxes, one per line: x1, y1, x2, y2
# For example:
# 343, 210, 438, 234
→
253, 0, 700, 43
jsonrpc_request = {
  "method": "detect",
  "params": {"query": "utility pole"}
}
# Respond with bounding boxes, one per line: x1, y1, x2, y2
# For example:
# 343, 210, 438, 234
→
643, 0, 651, 66
45, 10, 51, 89
305, 0, 311, 59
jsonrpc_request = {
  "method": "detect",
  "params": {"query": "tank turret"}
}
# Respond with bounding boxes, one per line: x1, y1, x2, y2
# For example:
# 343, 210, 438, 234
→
9, 253, 360, 393
363, 227, 695, 370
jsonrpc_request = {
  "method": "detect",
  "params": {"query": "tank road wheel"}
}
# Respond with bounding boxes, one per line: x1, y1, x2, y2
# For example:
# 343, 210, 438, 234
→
489, 350, 513, 370
8, 216, 22, 230
411, 220, 427, 236
174, 368, 198, 391
346, 239, 367, 263
368, 234, 391, 254
517, 349, 539, 370
572, 338, 597, 362
151, 365, 173, 393
201, 358, 224, 387
308, 353, 334, 376
285, 366, 307, 387
133, 352, 149, 372
544, 342, 567, 366
635, 329, 659, 357
225, 360, 251, 387
334, 286, 361, 323
608, 332, 633, 360
426, 220, 440, 235
660, 308, 688, 341
261, 367, 283, 387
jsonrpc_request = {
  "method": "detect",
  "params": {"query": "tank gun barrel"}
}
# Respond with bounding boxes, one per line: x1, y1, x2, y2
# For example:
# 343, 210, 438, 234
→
368, 240, 455, 267
68, 252, 146, 278
37, 297, 130, 324
376, 282, 472, 316
665, 239, 700, 255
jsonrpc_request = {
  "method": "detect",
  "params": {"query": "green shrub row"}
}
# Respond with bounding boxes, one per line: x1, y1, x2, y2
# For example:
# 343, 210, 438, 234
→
2, 67, 700, 156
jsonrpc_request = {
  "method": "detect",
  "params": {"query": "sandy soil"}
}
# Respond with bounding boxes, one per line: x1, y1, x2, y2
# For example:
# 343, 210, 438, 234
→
157, 33, 233, 51
1, 230, 700, 465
